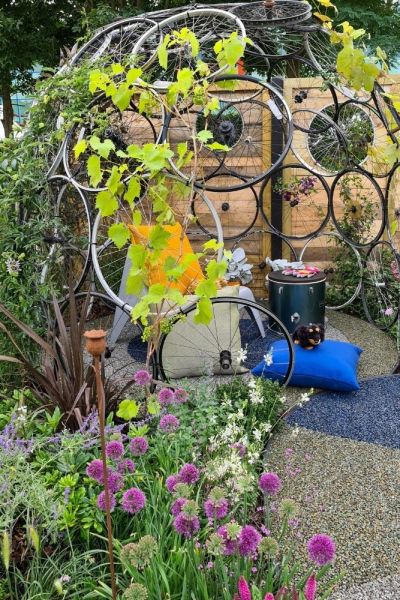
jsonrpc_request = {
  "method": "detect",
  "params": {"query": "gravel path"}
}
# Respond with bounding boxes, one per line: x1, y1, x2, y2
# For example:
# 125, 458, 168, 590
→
266, 312, 400, 595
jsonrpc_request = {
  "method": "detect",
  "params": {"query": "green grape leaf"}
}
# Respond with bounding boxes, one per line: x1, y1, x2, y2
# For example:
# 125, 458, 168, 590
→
194, 296, 213, 324
126, 67, 142, 84
95, 190, 118, 216
158, 34, 170, 69
195, 278, 218, 298
117, 399, 139, 421
89, 135, 115, 159
197, 129, 213, 143
207, 141, 230, 152
203, 239, 223, 251
106, 166, 121, 194
87, 155, 102, 187
132, 209, 142, 227
112, 82, 132, 111
149, 225, 171, 250
128, 244, 147, 271
124, 176, 141, 206
126, 273, 145, 295
108, 223, 130, 249
147, 396, 161, 415
74, 139, 87, 159
111, 63, 124, 75
206, 259, 227, 280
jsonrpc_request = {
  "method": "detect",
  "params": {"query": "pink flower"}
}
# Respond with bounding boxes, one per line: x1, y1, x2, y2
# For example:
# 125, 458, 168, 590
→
204, 498, 229, 520
159, 413, 180, 433
179, 463, 199, 484
86, 459, 105, 483
304, 573, 317, 600
158, 387, 175, 405
217, 525, 239, 556
107, 470, 124, 493
173, 513, 200, 538
264, 594, 275, 600
121, 487, 146, 514
259, 472, 282, 496
117, 459, 135, 474
96, 490, 116, 512
133, 369, 152, 386
174, 388, 188, 403
129, 436, 148, 456
238, 577, 251, 600
238, 525, 261, 556
171, 497, 187, 516
307, 534, 336, 566
105, 440, 124, 460
166, 474, 179, 493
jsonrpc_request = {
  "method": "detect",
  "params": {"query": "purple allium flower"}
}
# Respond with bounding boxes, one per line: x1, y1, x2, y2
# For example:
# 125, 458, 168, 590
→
173, 513, 200, 538
105, 440, 124, 460
133, 369, 152, 386
217, 525, 239, 556
97, 490, 116, 512
159, 414, 180, 433
307, 534, 336, 566
230, 442, 247, 457
174, 388, 188, 403
259, 472, 282, 496
304, 573, 317, 600
165, 474, 179, 493
129, 436, 149, 456
238, 525, 262, 557
107, 470, 124, 493
121, 487, 146, 514
86, 459, 105, 483
158, 387, 175, 405
178, 463, 199, 485
171, 497, 187, 516
204, 498, 229, 520
117, 459, 135, 474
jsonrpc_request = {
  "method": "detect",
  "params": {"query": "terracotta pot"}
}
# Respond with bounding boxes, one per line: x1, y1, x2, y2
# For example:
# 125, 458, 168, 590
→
84, 329, 107, 357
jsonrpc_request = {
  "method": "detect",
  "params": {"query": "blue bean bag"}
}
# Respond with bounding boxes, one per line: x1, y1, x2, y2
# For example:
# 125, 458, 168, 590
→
252, 340, 363, 392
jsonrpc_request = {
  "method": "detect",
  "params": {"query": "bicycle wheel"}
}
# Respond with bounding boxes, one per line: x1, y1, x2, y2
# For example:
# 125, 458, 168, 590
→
63, 92, 164, 193
163, 75, 292, 191
331, 169, 385, 247
361, 241, 400, 330
40, 176, 92, 300
372, 82, 400, 142
299, 232, 362, 310
131, 8, 246, 85
157, 296, 294, 385
91, 180, 224, 309
231, 1, 311, 27
244, 23, 305, 61
192, 174, 259, 240
260, 163, 330, 239
68, 17, 157, 68
386, 163, 400, 251
291, 108, 349, 177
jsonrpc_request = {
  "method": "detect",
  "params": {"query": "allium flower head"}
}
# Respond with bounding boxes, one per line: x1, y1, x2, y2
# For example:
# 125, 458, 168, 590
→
107, 470, 124, 493
171, 497, 187, 516
159, 413, 180, 433
97, 490, 116, 512
158, 387, 175, 405
181, 499, 198, 518
123, 583, 148, 600
105, 440, 124, 460
217, 523, 241, 555
206, 532, 225, 556
117, 458, 135, 474
307, 534, 336, 566
238, 525, 262, 556
174, 482, 191, 498
178, 463, 200, 484
121, 487, 146, 514
120, 536, 157, 570
129, 436, 149, 456
133, 370, 152, 386
173, 513, 200, 538
174, 388, 188, 403
165, 474, 179, 493
279, 498, 299, 519
258, 536, 279, 557
259, 472, 282, 496
86, 459, 104, 483
204, 497, 229, 520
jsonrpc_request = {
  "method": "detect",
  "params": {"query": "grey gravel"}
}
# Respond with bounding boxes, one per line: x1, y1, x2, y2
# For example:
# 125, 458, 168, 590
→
329, 575, 400, 599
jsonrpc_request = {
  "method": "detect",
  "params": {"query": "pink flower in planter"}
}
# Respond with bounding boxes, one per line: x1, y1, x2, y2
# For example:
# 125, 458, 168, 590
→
133, 369, 152, 386
304, 573, 317, 600
237, 577, 251, 600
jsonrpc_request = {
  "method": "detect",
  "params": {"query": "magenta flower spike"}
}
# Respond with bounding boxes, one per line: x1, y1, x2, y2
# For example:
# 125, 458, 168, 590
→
264, 594, 275, 600
304, 573, 317, 600
238, 577, 252, 600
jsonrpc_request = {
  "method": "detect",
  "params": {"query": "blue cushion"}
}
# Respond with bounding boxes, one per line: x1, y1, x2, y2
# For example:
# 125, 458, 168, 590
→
252, 340, 363, 392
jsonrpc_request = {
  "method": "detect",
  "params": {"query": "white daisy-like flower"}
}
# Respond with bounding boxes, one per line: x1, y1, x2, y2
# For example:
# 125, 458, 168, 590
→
262, 422, 272, 433
236, 346, 248, 364
253, 429, 262, 441
249, 389, 263, 405
279, 395, 286, 404
248, 378, 257, 389
264, 350, 273, 366
291, 424, 300, 437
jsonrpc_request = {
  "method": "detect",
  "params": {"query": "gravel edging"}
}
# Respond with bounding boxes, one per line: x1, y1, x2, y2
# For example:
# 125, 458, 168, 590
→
329, 575, 400, 599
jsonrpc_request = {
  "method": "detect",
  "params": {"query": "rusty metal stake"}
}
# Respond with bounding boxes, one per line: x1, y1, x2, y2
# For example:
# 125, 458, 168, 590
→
84, 329, 117, 600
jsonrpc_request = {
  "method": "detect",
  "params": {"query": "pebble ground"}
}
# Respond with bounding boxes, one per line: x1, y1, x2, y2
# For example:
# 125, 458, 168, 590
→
266, 311, 400, 596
